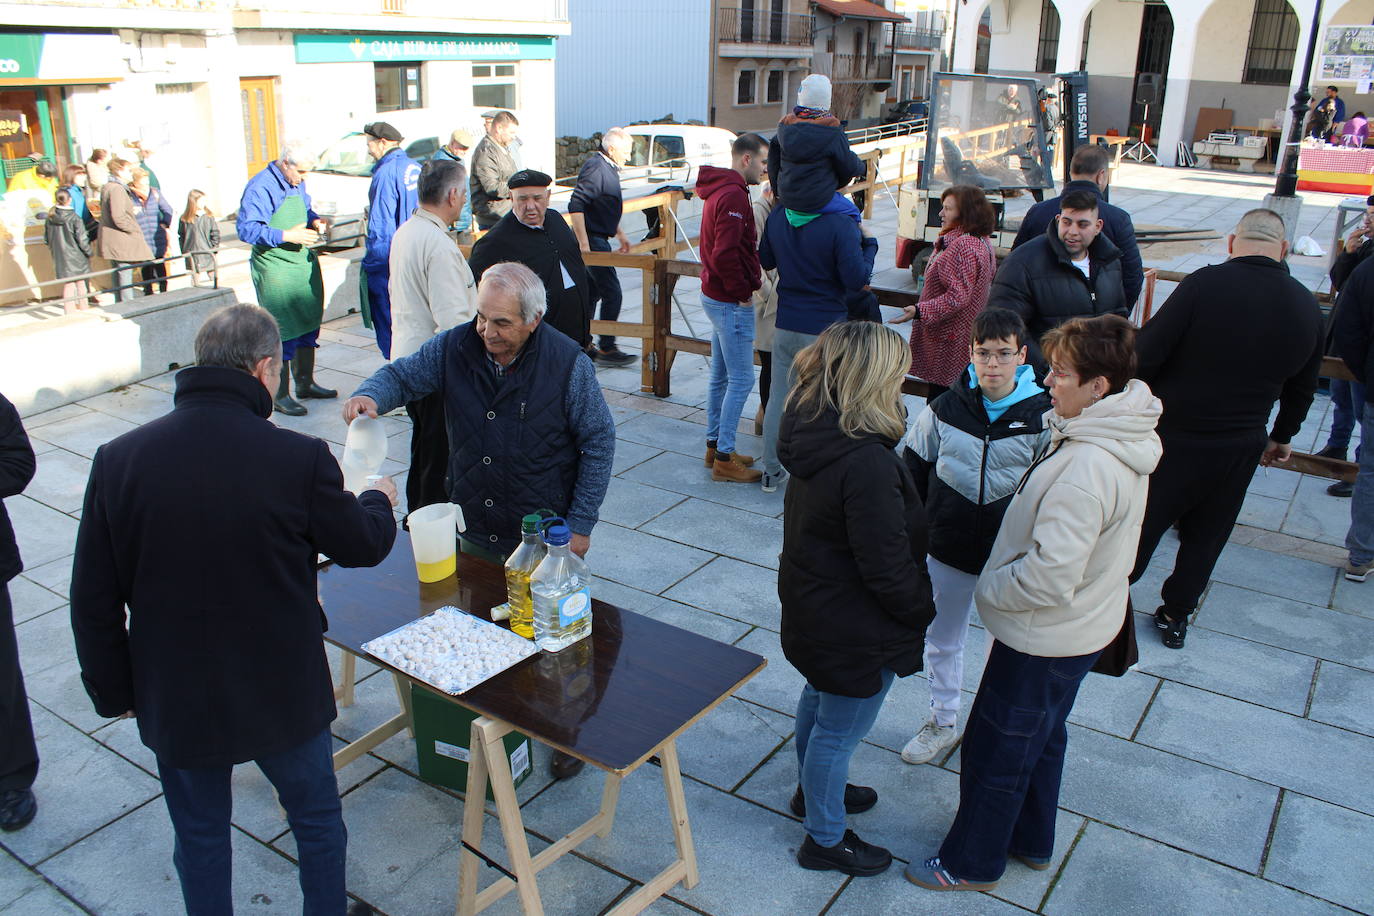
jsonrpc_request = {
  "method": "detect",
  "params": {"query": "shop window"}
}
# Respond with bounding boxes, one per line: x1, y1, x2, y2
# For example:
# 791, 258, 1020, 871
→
1036, 0, 1061, 73
765, 70, 784, 104
472, 63, 517, 109
737, 69, 756, 105
1243, 0, 1300, 86
376, 63, 423, 111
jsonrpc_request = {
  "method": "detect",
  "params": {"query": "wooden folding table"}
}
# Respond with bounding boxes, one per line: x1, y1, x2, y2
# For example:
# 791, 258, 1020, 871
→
317, 534, 767, 915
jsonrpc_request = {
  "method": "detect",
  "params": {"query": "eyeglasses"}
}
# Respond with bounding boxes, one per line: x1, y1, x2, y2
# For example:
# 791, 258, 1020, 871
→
972, 349, 1019, 365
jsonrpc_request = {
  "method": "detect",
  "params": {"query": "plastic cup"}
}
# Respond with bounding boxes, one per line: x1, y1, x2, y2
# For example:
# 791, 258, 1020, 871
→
409, 503, 458, 583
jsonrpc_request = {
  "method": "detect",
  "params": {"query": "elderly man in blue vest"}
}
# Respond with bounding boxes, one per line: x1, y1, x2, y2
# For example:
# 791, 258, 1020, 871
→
344, 261, 614, 779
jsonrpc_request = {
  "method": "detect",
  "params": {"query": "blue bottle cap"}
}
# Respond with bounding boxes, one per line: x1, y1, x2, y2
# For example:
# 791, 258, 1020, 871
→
543, 522, 571, 547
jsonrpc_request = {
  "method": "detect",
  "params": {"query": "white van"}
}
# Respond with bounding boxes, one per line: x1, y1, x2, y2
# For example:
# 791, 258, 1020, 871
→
306, 107, 488, 241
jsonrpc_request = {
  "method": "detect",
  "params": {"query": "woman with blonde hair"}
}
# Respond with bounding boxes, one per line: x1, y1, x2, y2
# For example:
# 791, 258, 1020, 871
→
778, 320, 936, 878
908, 314, 1161, 893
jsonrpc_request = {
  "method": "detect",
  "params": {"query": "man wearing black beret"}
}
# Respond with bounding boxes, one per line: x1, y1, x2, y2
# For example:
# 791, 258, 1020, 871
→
467, 169, 593, 349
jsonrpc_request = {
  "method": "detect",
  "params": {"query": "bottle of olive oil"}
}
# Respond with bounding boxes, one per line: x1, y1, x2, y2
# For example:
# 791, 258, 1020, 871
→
503, 514, 546, 639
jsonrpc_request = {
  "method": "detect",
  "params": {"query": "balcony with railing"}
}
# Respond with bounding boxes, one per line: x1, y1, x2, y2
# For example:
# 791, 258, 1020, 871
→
888, 26, 942, 52
717, 7, 815, 46
831, 51, 894, 83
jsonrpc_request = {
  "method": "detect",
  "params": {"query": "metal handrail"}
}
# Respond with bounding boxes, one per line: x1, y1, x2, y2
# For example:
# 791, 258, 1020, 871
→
0, 248, 221, 305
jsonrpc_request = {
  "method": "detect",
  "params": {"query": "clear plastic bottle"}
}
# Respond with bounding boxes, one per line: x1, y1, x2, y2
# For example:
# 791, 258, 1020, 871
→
503, 514, 546, 639
530, 521, 592, 652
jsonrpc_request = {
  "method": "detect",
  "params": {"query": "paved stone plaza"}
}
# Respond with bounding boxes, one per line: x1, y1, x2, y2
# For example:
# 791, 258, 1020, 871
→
2, 164, 1372, 914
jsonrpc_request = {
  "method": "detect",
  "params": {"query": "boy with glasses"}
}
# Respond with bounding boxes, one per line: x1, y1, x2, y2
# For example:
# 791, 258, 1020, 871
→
897, 309, 1050, 764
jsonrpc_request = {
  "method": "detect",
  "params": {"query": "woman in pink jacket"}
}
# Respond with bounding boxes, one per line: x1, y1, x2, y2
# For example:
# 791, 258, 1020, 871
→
891, 186, 997, 400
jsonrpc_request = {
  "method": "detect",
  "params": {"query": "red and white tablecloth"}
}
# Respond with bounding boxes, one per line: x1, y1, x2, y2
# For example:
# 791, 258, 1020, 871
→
1298, 147, 1374, 174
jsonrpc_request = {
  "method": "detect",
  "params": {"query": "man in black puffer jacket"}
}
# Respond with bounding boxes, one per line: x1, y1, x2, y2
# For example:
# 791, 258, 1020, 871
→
988, 188, 1127, 376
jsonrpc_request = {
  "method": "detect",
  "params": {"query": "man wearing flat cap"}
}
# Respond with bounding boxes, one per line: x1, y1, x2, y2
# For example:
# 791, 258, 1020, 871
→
1130, 208, 1323, 651
467, 169, 592, 349
432, 127, 476, 243
362, 121, 421, 359
470, 110, 520, 230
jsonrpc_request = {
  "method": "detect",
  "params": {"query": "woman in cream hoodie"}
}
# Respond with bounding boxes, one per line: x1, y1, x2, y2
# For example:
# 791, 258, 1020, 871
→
907, 315, 1162, 893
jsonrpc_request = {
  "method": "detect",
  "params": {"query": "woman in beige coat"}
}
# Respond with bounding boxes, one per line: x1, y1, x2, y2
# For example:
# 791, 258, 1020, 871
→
751, 186, 778, 434
907, 314, 1161, 893
97, 156, 153, 302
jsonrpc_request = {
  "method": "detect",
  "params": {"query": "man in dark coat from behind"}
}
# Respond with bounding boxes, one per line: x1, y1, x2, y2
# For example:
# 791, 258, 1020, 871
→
0, 390, 38, 833
70, 304, 397, 916
468, 169, 593, 349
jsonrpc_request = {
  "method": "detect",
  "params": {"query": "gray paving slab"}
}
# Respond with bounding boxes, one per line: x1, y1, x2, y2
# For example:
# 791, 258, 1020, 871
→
585, 522, 713, 594
1282, 475, 1355, 547
1136, 682, 1374, 816
518, 765, 848, 916
14, 607, 77, 680
828, 878, 1034, 915
25, 656, 110, 734
1200, 583, 1374, 671
1057, 724, 1278, 870
16, 403, 94, 429
0, 849, 44, 908
1208, 543, 1339, 605
6, 497, 78, 571
78, 384, 174, 426
609, 438, 662, 475
7, 576, 64, 625
39, 799, 306, 914
674, 697, 791, 791
1133, 617, 1316, 714
3, 704, 161, 865
588, 576, 662, 614
1238, 491, 1289, 531
228, 736, 388, 843
0, 881, 85, 915
617, 411, 764, 462
1308, 660, 1374, 737
21, 449, 92, 515
728, 627, 804, 716
90, 715, 156, 774
1068, 666, 1159, 739
620, 450, 786, 518
641, 497, 784, 570
661, 556, 781, 630
26, 410, 137, 459
1265, 792, 1374, 913
313, 343, 388, 378
1331, 574, 1371, 618
289, 767, 631, 916
596, 477, 686, 529
20, 555, 72, 598
636, 598, 754, 646
1045, 821, 1344, 916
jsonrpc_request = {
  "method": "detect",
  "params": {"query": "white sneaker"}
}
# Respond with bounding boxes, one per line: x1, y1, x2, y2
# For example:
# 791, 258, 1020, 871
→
900, 719, 957, 765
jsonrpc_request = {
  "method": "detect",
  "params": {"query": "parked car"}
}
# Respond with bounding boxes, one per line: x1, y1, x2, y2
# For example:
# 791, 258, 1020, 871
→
883, 98, 929, 125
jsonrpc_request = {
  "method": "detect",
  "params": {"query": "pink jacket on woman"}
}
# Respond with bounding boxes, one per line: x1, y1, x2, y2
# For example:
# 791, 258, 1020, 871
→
909, 228, 996, 386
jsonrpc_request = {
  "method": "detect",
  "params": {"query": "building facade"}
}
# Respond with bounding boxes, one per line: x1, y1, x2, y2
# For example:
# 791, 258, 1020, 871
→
0, 0, 569, 219
957, 0, 1374, 168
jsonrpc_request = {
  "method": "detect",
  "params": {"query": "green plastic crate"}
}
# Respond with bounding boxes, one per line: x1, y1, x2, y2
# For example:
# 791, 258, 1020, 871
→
410, 683, 532, 801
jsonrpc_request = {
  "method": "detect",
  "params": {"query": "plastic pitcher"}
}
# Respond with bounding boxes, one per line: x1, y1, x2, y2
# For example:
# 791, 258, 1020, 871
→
409, 503, 459, 583
341, 415, 387, 493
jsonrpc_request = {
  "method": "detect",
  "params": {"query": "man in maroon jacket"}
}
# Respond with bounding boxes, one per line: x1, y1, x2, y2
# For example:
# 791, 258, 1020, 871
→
698, 133, 769, 482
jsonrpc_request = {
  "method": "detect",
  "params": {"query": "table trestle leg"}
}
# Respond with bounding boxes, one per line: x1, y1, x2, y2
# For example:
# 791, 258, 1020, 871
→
392, 672, 416, 738
333, 652, 358, 707
603, 739, 698, 916
456, 714, 492, 916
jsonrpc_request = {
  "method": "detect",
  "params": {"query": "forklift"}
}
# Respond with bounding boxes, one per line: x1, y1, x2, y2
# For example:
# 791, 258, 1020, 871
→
894, 71, 1090, 283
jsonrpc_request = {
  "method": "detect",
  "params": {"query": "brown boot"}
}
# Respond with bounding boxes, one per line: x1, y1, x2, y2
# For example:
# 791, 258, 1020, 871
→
704, 445, 716, 468
727, 451, 757, 467
712, 454, 763, 482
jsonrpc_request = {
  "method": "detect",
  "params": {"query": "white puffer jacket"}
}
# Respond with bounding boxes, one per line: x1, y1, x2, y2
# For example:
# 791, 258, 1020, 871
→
975, 379, 1163, 657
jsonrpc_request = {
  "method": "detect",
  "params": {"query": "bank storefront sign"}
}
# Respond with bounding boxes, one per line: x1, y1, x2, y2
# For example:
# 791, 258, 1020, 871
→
294, 34, 555, 65
0, 32, 124, 83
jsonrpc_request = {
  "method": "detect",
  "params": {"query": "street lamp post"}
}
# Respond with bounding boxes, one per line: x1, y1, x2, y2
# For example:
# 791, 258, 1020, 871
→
1274, 0, 1325, 198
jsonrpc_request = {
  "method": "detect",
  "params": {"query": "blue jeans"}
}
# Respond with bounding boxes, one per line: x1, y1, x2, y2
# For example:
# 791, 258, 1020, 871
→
157, 729, 346, 916
763, 327, 818, 476
702, 294, 757, 455
1348, 401, 1374, 566
111, 261, 139, 302
1327, 380, 1368, 454
588, 235, 623, 350
794, 669, 895, 847
938, 641, 1098, 883
364, 265, 393, 359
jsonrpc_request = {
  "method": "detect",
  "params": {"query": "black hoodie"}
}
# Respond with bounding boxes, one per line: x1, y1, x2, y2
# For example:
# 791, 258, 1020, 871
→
778, 403, 936, 698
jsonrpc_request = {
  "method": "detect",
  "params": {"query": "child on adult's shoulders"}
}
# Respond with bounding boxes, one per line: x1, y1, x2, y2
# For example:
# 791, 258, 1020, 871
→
768, 74, 868, 215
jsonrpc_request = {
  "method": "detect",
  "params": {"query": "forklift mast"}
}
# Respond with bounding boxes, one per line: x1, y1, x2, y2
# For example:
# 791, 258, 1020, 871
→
1055, 70, 1090, 186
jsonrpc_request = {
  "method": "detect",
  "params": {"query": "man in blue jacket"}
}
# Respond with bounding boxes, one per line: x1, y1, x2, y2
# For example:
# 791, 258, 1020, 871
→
1012, 144, 1143, 306
362, 121, 421, 359
758, 196, 877, 492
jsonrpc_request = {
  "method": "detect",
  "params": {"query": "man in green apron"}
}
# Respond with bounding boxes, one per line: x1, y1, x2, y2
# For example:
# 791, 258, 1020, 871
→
235, 143, 336, 416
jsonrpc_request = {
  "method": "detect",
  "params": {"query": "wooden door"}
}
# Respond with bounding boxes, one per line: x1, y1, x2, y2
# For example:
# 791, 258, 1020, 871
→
240, 77, 279, 177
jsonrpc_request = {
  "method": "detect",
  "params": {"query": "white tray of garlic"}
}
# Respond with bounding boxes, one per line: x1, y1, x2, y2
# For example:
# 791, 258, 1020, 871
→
361, 606, 538, 695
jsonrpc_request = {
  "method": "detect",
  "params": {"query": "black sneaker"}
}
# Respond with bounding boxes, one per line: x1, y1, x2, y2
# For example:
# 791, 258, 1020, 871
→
789, 783, 878, 818
594, 347, 636, 367
796, 828, 892, 876
1328, 480, 1355, 498
1155, 607, 1187, 650
0, 789, 36, 832
1314, 444, 1348, 462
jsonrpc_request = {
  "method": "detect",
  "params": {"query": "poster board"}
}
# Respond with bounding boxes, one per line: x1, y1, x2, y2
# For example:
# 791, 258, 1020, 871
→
1320, 26, 1374, 81
1193, 107, 1235, 143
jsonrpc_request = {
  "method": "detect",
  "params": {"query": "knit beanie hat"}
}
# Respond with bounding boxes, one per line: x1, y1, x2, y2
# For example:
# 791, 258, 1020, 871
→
797, 74, 832, 111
